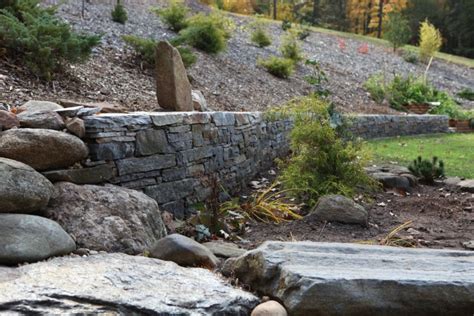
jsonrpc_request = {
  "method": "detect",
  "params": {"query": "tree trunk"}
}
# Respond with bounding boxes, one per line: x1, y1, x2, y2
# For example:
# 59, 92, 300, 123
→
312, 0, 319, 24
273, 0, 277, 20
377, 0, 384, 38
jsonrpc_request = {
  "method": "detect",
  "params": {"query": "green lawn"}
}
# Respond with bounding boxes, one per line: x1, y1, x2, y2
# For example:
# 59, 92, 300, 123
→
366, 133, 474, 178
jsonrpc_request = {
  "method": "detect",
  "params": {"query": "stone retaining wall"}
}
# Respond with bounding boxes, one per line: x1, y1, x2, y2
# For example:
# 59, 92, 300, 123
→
83, 112, 291, 218
81, 112, 448, 218
348, 114, 449, 139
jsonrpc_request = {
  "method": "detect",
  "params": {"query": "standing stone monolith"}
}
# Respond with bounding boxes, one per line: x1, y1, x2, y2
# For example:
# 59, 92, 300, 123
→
155, 41, 193, 111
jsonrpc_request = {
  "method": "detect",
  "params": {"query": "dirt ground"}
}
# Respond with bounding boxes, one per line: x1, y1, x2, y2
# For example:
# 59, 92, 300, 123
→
242, 182, 474, 250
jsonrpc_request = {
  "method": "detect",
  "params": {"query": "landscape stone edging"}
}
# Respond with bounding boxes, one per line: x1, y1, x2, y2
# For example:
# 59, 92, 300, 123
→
81, 112, 448, 218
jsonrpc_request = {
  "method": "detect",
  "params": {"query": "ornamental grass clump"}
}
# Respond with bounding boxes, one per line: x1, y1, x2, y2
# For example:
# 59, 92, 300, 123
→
273, 96, 375, 207
111, 1, 128, 24
249, 18, 271, 48
153, 0, 189, 32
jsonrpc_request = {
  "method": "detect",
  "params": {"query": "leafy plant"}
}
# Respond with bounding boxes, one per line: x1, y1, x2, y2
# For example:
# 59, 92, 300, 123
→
122, 35, 196, 68
419, 19, 442, 63
259, 56, 294, 79
383, 11, 412, 52
296, 23, 311, 40
408, 156, 445, 184
220, 183, 302, 224
402, 49, 419, 64
304, 59, 329, 97
111, 1, 127, 24
178, 13, 233, 54
249, 18, 271, 48
281, 19, 291, 31
0, 1, 100, 80
457, 88, 474, 101
280, 30, 302, 63
364, 73, 386, 104
153, 0, 189, 32
272, 96, 376, 207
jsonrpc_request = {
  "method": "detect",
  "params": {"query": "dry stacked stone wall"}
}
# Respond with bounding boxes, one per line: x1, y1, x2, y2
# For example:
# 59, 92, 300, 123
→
82, 112, 448, 218
83, 112, 291, 218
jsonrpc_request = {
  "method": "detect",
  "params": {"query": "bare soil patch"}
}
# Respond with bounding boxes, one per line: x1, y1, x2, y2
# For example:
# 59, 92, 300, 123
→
243, 182, 473, 251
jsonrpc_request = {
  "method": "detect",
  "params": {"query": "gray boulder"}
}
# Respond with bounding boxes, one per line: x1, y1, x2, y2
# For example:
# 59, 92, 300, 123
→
203, 241, 247, 259
0, 110, 20, 130
155, 41, 193, 111
0, 128, 88, 171
371, 172, 411, 190
41, 163, 115, 184
0, 158, 54, 213
44, 182, 166, 254
251, 300, 288, 316
0, 214, 75, 265
457, 179, 474, 193
150, 234, 219, 269
308, 194, 368, 225
0, 253, 258, 314
224, 241, 474, 316
18, 100, 63, 113
17, 110, 65, 130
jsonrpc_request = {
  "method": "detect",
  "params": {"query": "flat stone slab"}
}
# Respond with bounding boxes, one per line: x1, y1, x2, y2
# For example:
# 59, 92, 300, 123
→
0, 253, 258, 315
457, 179, 474, 193
224, 241, 474, 315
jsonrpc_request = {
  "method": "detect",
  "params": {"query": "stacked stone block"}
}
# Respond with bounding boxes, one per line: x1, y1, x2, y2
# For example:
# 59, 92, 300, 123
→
83, 112, 292, 218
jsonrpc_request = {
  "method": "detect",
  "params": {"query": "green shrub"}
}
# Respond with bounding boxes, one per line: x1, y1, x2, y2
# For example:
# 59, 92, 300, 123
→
402, 49, 418, 64
259, 56, 294, 78
364, 73, 386, 104
457, 88, 474, 101
178, 13, 233, 54
273, 96, 375, 206
408, 156, 445, 184
153, 1, 188, 32
383, 12, 411, 52
249, 18, 271, 48
111, 2, 127, 24
281, 19, 291, 31
280, 30, 302, 63
0, 2, 100, 80
122, 35, 196, 68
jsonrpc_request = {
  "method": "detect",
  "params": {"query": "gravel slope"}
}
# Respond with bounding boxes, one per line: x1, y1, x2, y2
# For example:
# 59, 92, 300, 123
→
0, 0, 472, 113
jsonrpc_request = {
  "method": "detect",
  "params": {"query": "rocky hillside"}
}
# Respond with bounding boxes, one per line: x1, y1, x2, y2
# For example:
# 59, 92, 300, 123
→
0, 0, 473, 113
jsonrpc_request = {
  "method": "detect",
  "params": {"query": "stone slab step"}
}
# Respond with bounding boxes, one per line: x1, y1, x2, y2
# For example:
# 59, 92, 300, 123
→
224, 241, 474, 316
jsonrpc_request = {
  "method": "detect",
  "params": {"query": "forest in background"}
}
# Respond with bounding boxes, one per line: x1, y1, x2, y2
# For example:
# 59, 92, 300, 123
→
201, 0, 474, 58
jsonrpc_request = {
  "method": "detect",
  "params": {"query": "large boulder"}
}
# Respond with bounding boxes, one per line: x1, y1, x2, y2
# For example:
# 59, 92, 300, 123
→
308, 194, 368, 226
0, 253, 258, 314
17, 110, 65, 130
0, 158, 54, 213
44, 182, 167, 254
17, 100, 63, 113
0, 214, 75, 265
0, 110, 19, 130
155, 41, 193, 111
224, 241, 474, 315
457, 179, 474, 193
0, 128, 88, 171
366, 165, 416, 190
150, 234, 219, 269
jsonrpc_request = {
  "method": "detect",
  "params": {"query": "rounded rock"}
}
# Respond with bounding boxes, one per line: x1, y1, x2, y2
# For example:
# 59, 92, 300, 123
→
0, 214, 76, 265
0, 128, 88, 171
0, 158, 54, 213
251, 300, 288, 316
308, 194, 368, 226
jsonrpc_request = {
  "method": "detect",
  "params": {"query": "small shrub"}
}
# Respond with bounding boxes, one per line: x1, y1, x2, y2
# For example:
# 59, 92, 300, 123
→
179, 13, 233, 54
280, 30, 302, 63
296, 23, 311, 40
0, 2, 100, 80
383, 11, 411, 52
402, 49, 418, 64
281, 19, 291, 31
364, 73, 386, 104
273, 96, 375, 206
249, 18, 271, 48
408, 156, 445, 184
111, 1, 127, 24
457, 88, 474, 101
153, 1, 188, 32
259, 56, 294, 79
304, 59, 329, 97
358, 43, 369, 54
419, 19, 442, 63
122, 35, 196, 68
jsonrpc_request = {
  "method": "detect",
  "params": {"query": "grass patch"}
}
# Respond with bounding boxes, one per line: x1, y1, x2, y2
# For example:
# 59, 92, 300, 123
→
366, 133, 474, 178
